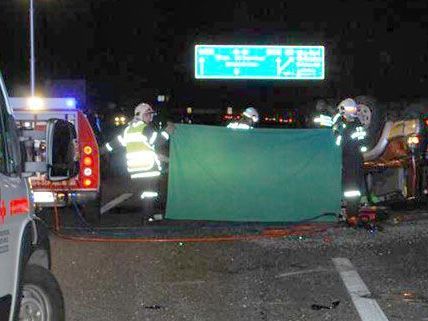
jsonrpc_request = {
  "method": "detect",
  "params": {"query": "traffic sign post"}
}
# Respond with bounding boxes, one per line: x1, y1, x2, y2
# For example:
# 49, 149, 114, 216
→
195, 45, 325, 80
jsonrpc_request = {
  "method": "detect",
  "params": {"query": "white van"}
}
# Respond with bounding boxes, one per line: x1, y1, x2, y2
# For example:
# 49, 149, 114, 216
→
0, 73, 77, 321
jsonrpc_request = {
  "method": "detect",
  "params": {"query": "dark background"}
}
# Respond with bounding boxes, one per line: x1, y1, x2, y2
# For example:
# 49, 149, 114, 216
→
1, 0, 428, 113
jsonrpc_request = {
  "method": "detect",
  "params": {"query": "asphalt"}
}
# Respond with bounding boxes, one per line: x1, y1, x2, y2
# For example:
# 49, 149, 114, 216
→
49, 213, 428, 321
43, 161, 428, 321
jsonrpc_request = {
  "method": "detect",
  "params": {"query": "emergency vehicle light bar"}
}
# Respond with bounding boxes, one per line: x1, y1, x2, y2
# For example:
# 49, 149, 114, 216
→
9, 97, 77, 111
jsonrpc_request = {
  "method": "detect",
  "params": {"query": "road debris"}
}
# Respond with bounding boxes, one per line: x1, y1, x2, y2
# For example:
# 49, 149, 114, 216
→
400, 291, 428, 305
311, 300, 340, 310
143, 305, 163, 310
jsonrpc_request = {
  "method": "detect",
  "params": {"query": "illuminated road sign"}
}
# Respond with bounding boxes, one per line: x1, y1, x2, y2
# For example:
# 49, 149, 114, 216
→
195, 45, 324, 80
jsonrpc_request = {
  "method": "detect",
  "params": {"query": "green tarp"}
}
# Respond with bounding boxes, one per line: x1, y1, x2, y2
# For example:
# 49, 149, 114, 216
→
166, 125, 341, 222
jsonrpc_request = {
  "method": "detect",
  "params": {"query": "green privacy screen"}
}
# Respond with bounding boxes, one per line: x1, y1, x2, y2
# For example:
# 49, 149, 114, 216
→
166, 125, 341, 222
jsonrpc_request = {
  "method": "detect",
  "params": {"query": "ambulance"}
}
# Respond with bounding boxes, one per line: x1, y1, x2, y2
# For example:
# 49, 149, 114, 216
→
9, 97, 101, 221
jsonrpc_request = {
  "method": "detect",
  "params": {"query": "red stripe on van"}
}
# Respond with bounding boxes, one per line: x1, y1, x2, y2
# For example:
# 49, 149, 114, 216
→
10, 198, 29, 215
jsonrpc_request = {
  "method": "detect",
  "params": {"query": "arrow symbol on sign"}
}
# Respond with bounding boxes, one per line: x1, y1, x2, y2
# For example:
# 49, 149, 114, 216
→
199, 57, 205, 75
276, 57, 294, 76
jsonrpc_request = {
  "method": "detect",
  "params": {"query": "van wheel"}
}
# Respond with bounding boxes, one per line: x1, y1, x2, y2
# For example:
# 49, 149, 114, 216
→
19, 265, 65, 321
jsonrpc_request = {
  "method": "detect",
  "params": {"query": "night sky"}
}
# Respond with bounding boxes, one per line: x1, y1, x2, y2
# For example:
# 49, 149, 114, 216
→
1, 0, 428, 112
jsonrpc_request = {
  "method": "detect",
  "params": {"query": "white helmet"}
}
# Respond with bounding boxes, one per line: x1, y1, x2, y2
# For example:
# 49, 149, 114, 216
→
134, 103, 154, 122
337, 98, 358, 119
243, 107, 259, 123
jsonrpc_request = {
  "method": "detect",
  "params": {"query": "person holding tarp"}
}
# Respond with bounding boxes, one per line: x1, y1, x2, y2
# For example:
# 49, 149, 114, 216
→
120, 102, 175, 221
227, 107, 259, 130
333, 98, 367, 221
314, 98, 368, 222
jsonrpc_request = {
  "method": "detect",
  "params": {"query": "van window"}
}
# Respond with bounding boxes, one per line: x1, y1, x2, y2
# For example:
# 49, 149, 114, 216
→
0, 90, 22, 175
4, 113, 23, 174
0, 92, 8, 173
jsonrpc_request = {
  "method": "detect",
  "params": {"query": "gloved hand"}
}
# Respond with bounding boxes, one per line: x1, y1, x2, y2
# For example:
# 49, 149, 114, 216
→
158, 154, 169, 163
164, 121, 176, 135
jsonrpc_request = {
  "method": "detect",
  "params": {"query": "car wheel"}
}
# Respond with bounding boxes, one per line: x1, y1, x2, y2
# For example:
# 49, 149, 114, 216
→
355, 95, 386, 149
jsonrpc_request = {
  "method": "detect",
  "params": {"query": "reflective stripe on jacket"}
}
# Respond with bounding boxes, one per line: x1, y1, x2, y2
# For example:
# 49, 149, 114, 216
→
123, 121, 161, 178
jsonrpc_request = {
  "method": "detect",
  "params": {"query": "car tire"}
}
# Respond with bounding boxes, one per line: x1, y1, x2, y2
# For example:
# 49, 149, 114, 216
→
355, 95, 386, 149
18, 264, 65, 321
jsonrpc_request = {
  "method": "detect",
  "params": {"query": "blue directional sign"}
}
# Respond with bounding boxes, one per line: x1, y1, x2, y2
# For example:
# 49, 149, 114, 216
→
195, 45, 325, 80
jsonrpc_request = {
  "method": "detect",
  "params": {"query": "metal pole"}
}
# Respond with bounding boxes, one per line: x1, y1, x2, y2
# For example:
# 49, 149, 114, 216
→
30, 0, 35, 96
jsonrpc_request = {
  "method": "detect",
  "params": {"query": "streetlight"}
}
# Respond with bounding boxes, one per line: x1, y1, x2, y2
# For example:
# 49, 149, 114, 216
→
29, 0, 35, 96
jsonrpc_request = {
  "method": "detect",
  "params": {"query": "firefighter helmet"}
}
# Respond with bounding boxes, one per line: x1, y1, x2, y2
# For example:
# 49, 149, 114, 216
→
134, 103, 154, 122
243, 107, 259, 123
338, 98, 358, 119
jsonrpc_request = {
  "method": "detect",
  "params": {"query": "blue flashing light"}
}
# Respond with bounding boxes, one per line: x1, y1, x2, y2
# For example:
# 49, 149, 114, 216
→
65, 98, 77, 108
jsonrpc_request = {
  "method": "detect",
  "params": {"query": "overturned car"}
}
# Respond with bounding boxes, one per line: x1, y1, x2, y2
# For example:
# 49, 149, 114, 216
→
315, 96, 428, 207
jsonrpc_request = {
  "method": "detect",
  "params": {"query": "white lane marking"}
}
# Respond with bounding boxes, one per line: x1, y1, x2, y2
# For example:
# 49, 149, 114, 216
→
333, 258, 389, 321
100, 193, 133, 214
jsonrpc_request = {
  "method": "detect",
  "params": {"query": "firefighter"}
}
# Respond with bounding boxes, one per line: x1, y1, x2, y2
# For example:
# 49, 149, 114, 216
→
227, 107, 259, 129
333, 98, 368, 222
122, 102, 174, 221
